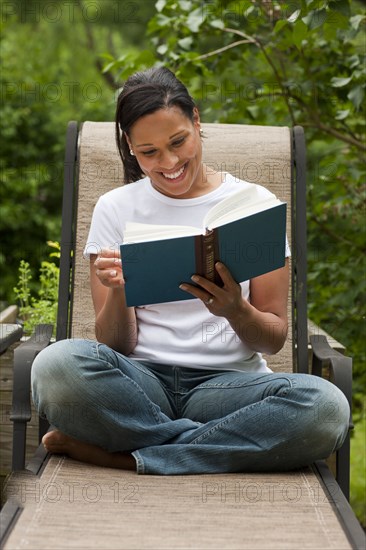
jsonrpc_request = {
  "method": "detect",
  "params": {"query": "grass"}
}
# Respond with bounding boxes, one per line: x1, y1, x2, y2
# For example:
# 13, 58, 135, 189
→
350, 414, 366, 528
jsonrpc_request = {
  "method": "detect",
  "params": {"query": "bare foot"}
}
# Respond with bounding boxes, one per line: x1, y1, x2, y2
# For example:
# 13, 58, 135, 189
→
42, 430, 136, 471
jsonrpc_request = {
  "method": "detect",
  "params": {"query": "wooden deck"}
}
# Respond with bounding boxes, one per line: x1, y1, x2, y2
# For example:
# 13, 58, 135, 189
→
1, 340, 39, 499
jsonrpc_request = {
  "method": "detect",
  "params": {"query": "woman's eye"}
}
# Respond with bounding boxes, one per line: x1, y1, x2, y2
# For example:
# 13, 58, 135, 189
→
172, 137, 185, 147
140, 137, 185, 156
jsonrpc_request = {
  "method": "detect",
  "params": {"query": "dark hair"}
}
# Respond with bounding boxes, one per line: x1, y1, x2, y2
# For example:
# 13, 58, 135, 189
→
115, 67, 196, 183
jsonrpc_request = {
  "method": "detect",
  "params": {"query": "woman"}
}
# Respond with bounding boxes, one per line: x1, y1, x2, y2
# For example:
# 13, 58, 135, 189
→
32, 67, 349, 475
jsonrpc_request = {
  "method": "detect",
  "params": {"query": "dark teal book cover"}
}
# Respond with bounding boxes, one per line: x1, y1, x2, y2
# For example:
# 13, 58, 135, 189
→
121, 203, 287, 307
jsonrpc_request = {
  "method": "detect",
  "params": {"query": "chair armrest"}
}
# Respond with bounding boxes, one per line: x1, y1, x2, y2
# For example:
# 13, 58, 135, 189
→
10, 324, 53, 470
310, 334, 353, 500
310, 334, 353, 420
308, 319, 345, 354
0, 324, 23, 354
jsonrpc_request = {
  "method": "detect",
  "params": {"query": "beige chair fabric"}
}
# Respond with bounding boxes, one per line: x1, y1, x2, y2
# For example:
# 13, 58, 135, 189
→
3, 455, 351, 549
71, 122, 293, 372
2, 122, 354, 550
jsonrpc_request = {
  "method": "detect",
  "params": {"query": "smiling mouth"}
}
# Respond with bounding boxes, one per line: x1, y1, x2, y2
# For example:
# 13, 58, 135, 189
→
161, 163, 188, 181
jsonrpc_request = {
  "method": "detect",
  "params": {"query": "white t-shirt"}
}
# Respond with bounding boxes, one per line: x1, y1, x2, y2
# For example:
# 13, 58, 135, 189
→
85, 173, 290, 373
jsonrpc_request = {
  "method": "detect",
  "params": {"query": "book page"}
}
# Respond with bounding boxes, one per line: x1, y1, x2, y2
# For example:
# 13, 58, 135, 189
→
123, 184, 282, 243
208, 197, 281, 229
204, 184, 280, 230
123, 222, 201, 243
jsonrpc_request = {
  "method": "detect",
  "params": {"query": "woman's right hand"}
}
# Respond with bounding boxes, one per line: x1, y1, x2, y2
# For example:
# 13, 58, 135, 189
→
90, 249, 137, 354
93, 248, 124, 288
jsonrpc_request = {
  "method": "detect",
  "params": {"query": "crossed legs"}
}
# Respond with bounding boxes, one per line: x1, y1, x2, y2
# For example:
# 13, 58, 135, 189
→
32, 339, 350, 475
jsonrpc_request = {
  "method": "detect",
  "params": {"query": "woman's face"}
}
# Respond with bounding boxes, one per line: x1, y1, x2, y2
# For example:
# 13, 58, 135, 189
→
127, 106, 205, 199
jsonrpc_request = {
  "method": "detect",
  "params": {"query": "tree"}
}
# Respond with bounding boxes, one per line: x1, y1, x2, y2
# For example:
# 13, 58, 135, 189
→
105, 0, 365, 390
0, 0, 156, 303
104, 0, 366, 522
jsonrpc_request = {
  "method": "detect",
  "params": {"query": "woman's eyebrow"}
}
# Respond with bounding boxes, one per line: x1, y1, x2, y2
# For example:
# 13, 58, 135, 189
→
169, 130, 186, 139
135, 130, 187, 148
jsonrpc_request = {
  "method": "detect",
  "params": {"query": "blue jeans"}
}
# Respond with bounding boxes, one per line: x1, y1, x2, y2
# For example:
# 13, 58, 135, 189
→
31, 339, 350, 475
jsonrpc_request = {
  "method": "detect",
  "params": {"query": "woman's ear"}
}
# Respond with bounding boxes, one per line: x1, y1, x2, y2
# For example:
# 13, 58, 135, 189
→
193, 107, 201, 129
124, 132, 132, 150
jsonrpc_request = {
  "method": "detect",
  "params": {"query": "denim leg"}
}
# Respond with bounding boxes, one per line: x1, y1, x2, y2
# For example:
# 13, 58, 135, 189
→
133, 373, 350, 475
31, 339, 202, 453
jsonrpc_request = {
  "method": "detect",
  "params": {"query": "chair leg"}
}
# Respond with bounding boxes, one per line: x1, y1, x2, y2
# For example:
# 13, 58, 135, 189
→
336, 431, 350, 501
38, 416, 50, 443
11, 421, 27, 471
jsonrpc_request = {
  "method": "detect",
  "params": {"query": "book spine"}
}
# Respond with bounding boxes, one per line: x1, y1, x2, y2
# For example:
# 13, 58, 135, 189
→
194, 229, 222, 286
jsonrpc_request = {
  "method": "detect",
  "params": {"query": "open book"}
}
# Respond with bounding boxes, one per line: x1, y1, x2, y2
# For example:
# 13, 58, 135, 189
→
121, 185, 287, 306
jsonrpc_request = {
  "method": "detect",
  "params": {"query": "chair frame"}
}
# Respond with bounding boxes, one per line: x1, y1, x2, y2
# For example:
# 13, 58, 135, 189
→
2, 121, 364, 549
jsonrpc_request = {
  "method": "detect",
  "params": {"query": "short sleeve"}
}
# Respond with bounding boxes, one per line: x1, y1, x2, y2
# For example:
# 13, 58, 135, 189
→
285, 236, 291, 257
83, 195, 123, 258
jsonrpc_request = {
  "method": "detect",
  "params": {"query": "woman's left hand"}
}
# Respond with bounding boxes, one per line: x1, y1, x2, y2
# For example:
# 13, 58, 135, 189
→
179, 262, 245, 319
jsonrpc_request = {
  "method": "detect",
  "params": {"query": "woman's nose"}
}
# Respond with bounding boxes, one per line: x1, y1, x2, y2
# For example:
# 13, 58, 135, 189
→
159, 150, 179, 169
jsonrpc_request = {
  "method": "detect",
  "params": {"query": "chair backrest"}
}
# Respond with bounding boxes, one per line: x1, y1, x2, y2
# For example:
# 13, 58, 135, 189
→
70, 122, 294, 372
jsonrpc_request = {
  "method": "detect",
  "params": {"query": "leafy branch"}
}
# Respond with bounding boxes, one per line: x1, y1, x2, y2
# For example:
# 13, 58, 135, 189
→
13, 242, 60, 336
196, 24, 365, 150
75, 0, 118, 89
303, 120, 366, 151
309, 213, 365, 251
195, 39, 252, 61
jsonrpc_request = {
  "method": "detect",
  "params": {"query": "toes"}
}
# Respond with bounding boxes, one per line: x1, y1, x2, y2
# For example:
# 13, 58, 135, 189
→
42, 430, 68, 452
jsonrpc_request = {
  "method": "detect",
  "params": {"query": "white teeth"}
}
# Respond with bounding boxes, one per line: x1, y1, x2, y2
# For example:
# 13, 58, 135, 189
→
162, 165, 185, 179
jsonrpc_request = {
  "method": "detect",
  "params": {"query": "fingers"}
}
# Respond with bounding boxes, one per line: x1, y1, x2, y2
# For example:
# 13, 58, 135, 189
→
189, 262, 237, 296
94, 256, 122, 271
179, 281, 210, 303
94, 249, 124, 287
95, 248, 121, 265
213, 262, 237, 287
95, 267, 121, 282
97, 248, 121, 259
178, 266, 220, 302
179, 262, 242, 313
94, 249, 121, 270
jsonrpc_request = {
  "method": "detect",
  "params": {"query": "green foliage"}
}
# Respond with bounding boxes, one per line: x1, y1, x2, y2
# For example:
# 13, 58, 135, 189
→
2, 0, 365, 525
0, 0, 155, 304
13, 242, 60, 336
105, 0, 366, 391
350, 411, 366, 528
102, 0, 365, 523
